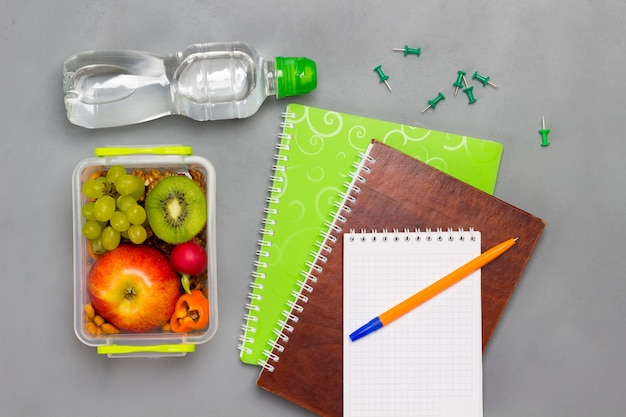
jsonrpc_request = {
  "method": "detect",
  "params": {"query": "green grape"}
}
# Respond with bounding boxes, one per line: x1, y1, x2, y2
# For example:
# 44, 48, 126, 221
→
109, 211, 130, 232
82, 221, 102, 240
130, 175, 146, 200
95, 176, 112, 193
94, 195, 116, 222
116, 195, 136, 212
106, 165, 126, 184
90, 237, 106, 255
101, 226, 121, 251
115, 174, 138, 196
127, 224, 147, 244
127, 204, 147, 225
82, 179, 105, 199
81, 202, 97, 221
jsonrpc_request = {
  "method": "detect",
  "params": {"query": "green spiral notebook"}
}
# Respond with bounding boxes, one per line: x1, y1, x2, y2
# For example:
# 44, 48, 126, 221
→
238, 103, 503, 365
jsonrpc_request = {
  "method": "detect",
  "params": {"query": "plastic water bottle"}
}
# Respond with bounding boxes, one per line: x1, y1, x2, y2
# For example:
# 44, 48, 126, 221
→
63, 42, 317, 128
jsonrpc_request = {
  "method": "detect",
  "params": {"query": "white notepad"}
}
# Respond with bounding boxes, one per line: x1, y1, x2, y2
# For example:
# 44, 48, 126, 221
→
343, 229, 483, 417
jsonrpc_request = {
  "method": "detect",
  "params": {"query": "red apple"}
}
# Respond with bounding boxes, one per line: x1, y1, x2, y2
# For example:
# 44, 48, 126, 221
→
88, 244, 180, 333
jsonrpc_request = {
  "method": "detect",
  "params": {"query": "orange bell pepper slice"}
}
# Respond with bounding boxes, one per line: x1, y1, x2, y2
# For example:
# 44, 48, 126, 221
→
170, 290, 210, 333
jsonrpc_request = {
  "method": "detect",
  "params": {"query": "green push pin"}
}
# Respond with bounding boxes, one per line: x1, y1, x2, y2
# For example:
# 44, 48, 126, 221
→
421, 92, 445, 113
393, 45, 421, 57
453, 70, 466, 96
373, 65, 392, 91
472, 71, 498, 88
539, 116, 550, 146
463, 86, 477, 104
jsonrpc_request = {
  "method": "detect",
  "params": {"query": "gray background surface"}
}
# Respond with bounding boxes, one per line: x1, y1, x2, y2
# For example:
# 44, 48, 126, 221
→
2, 1, 625, 416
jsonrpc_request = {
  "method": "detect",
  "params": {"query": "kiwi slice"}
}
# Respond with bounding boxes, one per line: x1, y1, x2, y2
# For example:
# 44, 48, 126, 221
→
145, 175, 207, 244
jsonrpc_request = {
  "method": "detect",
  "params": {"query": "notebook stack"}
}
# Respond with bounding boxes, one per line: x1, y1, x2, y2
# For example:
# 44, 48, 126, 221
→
240, 104, 545, 417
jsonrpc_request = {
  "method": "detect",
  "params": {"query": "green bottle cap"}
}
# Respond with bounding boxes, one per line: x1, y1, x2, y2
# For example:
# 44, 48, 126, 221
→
275, 57, 317, 98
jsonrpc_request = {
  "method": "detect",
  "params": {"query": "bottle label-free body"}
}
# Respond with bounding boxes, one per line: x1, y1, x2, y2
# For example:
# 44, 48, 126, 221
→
63, 42, 316, 128
64, 51, 172, 128
171, 46, 266, 121
174, 50, 256, 104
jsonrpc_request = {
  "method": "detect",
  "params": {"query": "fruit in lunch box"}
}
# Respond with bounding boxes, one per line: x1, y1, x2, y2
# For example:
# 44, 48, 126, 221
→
82, 177, 111, 199
105, 165, 126, 184
90, 237, 106, 255
169, 290, 210, 333
81, 202, 97, 221
109, 211, 130, 232
127, 224, 148, 244
126, 204, 146, 225
115, 174, 138, 195
101, 226, 121, 251
81, 168, 148, 253
94, 195, 116, 222
116, 195, 136, 212
145, 175, 207, 244
88, 244, 180, 333
82, 221, 102, 240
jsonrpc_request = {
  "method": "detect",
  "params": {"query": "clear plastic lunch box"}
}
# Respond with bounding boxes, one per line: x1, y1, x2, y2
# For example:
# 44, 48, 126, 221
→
72, 146, 217, 358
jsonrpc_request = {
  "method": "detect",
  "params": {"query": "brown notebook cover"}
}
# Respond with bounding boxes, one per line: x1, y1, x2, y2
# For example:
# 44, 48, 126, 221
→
257, 140, 545, 417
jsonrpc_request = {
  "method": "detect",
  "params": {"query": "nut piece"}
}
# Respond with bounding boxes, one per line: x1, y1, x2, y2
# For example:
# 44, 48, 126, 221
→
84, 303, 96, 321
189, 169, 207, 190
93, 315, 105, 327
100, 323, 120, 334
86, 321, 98, 335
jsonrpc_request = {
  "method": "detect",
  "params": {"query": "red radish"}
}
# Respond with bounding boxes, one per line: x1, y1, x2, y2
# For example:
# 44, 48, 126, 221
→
169, 241, 207, 293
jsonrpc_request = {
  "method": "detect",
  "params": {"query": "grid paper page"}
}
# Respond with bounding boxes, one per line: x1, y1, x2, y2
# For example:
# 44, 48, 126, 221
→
343, 230, 483, 417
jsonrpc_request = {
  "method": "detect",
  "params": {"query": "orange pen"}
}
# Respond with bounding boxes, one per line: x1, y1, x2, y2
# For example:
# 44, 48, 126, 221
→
349, 237, 518, 342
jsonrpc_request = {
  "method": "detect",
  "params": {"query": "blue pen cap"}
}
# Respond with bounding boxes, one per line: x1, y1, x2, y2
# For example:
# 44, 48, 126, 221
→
349, 317, 383, 342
